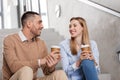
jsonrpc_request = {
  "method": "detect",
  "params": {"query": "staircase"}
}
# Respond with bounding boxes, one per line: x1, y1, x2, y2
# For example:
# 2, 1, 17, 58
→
39, 29, 112, 80
41, 28, 64, 52
98, 74, 111, 80
0, 28, 111, 80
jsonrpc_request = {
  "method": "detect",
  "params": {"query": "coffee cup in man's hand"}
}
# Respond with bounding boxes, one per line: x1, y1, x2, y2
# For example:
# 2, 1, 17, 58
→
51, 45, 61, 59
51, 45, 60, 52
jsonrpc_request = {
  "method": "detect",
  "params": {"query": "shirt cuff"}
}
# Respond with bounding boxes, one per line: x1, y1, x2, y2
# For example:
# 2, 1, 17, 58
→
72, 62, 79, 71
38, 59, 41, 67
96, 65, 101, 73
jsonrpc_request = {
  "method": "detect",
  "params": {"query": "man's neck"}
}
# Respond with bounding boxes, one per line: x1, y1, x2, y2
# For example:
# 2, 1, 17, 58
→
22, 29, 34, 42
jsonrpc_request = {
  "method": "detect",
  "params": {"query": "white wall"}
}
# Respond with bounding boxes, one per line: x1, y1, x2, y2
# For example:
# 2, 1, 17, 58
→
47, 0, 120, 80
3, 0, 18, 29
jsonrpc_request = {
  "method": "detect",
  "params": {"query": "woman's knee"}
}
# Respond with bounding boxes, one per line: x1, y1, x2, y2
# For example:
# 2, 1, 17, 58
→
81, 59, 95, 68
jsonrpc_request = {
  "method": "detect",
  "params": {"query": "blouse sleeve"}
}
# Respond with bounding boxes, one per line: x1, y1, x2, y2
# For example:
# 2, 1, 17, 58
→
60, 41, 80, 76
91, 40, 101, 73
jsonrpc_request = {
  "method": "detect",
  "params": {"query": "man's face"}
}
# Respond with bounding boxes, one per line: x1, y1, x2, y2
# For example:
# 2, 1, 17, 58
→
30, 15, 43, 37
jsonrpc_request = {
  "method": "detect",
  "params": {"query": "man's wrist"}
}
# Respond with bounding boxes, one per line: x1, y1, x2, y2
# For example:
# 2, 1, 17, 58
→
48, 67, 55, 73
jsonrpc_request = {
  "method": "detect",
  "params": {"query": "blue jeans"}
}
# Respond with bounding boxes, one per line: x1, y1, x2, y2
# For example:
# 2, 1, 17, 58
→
80, 59, 98, 80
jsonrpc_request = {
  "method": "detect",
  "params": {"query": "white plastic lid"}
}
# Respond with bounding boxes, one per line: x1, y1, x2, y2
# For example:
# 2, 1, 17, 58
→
51, 45, 60, 48
81, 44, 90, 48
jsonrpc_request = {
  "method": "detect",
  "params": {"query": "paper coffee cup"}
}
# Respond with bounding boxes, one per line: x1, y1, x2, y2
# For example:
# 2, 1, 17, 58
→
81, 44, 90, 52
51, 45, 60, 52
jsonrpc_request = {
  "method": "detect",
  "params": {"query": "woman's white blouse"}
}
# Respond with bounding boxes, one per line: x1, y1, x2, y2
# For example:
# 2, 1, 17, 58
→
59, 39, 100, 80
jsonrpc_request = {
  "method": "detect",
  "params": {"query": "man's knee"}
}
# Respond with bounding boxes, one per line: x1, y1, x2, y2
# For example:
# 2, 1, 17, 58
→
53, 70, 66, 75
52, 70, 67, 80
19, 66, 33, 76
10, 66, 33, 80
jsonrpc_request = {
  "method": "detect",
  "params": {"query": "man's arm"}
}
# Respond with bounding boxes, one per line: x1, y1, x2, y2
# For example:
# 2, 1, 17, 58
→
41, 51, 60, 75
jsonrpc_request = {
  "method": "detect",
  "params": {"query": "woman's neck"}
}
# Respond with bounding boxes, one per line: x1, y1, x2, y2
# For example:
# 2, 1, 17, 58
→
75, 35, 82, 46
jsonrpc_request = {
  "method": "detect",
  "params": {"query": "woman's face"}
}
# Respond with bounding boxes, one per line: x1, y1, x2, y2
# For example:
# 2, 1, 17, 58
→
69, 19, 83, 38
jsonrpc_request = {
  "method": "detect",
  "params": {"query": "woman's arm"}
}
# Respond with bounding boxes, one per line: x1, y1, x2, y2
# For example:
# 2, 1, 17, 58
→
60, 43, 80, 76
91, 40, 100, 73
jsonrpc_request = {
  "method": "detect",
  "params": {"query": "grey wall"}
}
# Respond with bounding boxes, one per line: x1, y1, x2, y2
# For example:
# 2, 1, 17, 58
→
47, 0, 120, 80
90, 0, 120, 12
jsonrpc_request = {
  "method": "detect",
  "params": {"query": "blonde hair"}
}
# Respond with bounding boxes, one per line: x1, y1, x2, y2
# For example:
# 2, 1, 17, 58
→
70, 17, 91, 55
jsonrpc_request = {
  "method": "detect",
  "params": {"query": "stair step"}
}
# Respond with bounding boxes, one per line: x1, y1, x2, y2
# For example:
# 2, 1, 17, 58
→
98, 73, 111, 80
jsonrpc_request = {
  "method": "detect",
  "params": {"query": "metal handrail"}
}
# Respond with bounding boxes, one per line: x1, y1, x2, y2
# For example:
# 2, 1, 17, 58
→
78, 0, 120, 18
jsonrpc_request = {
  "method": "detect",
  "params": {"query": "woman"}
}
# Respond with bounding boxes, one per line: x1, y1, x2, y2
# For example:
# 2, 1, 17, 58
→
59, 17, 100, 80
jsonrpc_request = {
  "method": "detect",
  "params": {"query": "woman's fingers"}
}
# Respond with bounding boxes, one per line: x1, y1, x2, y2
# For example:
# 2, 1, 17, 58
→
82, 51, 91, 54
80, 52, 93, 60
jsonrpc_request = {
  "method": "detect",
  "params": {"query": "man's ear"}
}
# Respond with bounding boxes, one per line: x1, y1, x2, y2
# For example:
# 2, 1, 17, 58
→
26, 20, 32, 28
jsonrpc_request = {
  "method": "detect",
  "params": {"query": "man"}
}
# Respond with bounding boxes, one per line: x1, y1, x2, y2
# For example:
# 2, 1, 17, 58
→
2, 11, 67, 80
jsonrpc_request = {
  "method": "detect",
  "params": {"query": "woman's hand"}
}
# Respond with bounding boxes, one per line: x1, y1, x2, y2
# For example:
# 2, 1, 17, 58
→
80, 51, 94, 60
80, 51, 97, 65
76, 59, 81, 67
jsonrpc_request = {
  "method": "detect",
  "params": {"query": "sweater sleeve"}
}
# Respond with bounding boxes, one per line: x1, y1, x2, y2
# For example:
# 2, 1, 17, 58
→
3, 36, 39, 73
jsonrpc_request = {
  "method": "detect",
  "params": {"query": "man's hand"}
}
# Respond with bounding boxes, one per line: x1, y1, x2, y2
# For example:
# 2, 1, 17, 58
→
46, 51, 61, 68
40, 58, 47, 66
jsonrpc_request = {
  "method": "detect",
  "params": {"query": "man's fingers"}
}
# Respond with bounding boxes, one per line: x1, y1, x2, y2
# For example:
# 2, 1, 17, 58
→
46, 55, 54, 64
46, 54, 59, 67
51, 50, 60, 55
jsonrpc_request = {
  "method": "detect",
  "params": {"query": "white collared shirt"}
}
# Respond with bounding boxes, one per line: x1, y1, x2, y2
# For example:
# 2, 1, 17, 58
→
18, 31, 27, 42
